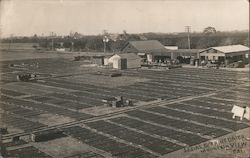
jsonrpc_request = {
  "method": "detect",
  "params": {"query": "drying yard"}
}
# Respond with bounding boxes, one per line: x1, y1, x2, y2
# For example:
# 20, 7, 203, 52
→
0, 51, 250, 158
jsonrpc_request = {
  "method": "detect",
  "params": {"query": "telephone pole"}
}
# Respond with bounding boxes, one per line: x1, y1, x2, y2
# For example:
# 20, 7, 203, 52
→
103, 36, 109, 53
8, 34, 13, 52
50, 32, 56, 51
103, 30, 109, 53
185, 26, 191, 49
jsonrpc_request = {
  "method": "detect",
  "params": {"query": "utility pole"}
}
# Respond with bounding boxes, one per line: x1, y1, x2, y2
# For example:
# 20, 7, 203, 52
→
71, 41, 74, 52
8, 34, 13, 52
103, 36, 109, 53
50, 32, 55, 51
102, 30, 109, 53
185, 26, 191, 49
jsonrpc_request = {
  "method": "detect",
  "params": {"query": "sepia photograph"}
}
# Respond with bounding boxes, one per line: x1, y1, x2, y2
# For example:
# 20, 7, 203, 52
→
0, 0, 249, 157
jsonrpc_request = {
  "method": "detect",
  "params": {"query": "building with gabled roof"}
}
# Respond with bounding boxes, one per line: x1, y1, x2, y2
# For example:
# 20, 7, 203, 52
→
121, 40, 168, 54
121, 40, 203, 63
199, 45, 249, 64
121, 40, 171, 63
200, 45, 249, 54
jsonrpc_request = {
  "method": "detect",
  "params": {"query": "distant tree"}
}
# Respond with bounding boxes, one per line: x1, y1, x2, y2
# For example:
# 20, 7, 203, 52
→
63, 41, 72, 48
122, 30, 128, 40
197, 36, 217, 48
203, 27, 216, 35
73, 32, 83, 39
176, 38, 189, 49
31, 34, 39, 43
127, 34, 141, 41
33, 34, 38, 40
54, 42, 61, 48
74, 39, 87, 51
123, 30, 127, 35
38, 38, 50, 48
85, 37, 104, 51
2, 30, 248, 50
219, 37, 233, 46
103, 30, 109, 36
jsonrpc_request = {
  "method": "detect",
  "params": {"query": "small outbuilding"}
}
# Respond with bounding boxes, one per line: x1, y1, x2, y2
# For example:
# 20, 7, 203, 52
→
92, 56, 105, 65
199, 45, 249, 65
108, 53, 141, 69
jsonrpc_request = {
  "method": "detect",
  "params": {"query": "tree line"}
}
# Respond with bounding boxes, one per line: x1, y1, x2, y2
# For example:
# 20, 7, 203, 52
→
1, 30, 249, 52
143, 31, 249, 49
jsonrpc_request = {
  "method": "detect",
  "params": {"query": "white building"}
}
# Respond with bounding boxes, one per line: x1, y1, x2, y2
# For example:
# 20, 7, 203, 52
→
199, 45, 249, 64
107, 53, 141, 69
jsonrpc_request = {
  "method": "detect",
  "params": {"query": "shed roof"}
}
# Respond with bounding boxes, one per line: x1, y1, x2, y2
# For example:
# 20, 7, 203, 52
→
170, 49, 202, 54
200, 45, 249, 54
116, 53, 140, 60
151, 49, 201, 56
123, 40, 167, 53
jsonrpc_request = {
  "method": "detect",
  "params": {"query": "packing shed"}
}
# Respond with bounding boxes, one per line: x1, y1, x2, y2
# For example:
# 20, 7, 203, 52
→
199, 45, 249, 64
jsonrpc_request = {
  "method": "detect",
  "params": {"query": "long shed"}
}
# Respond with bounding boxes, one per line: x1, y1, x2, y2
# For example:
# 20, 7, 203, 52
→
199, 45, 249, 64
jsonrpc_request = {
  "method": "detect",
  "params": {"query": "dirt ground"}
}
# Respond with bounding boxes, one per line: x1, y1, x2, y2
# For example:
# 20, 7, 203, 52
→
32, 136, 107, 158
0, 50, 73, 61
162, 127, 250, 158
4, 126, 24, 134
64, 74, 151, 88
183, 64, 250, 72
34, 113, 75, 126
2, 82, 77, 95
81, 106, 132, 116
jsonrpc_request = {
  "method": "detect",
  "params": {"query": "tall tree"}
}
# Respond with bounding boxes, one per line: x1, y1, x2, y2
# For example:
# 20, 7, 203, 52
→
203, 27, 216, 35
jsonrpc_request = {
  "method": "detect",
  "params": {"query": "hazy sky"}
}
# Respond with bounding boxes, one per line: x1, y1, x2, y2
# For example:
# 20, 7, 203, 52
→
0, 0, 249, 37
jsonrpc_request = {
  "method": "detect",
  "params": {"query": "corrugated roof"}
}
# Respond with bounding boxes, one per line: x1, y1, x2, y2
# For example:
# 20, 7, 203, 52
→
205, 45, 249, 53
126, 40, 167, 53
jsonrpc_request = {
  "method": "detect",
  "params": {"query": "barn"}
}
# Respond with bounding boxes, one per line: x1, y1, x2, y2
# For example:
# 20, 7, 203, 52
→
121, 40, 170, 62
199, 45, 249, 65
108, 53, 141, 69
121, 40, 200, 64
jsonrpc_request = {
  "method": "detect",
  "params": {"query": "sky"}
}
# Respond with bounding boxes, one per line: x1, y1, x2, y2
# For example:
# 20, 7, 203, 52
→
0, 0, 249, 37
